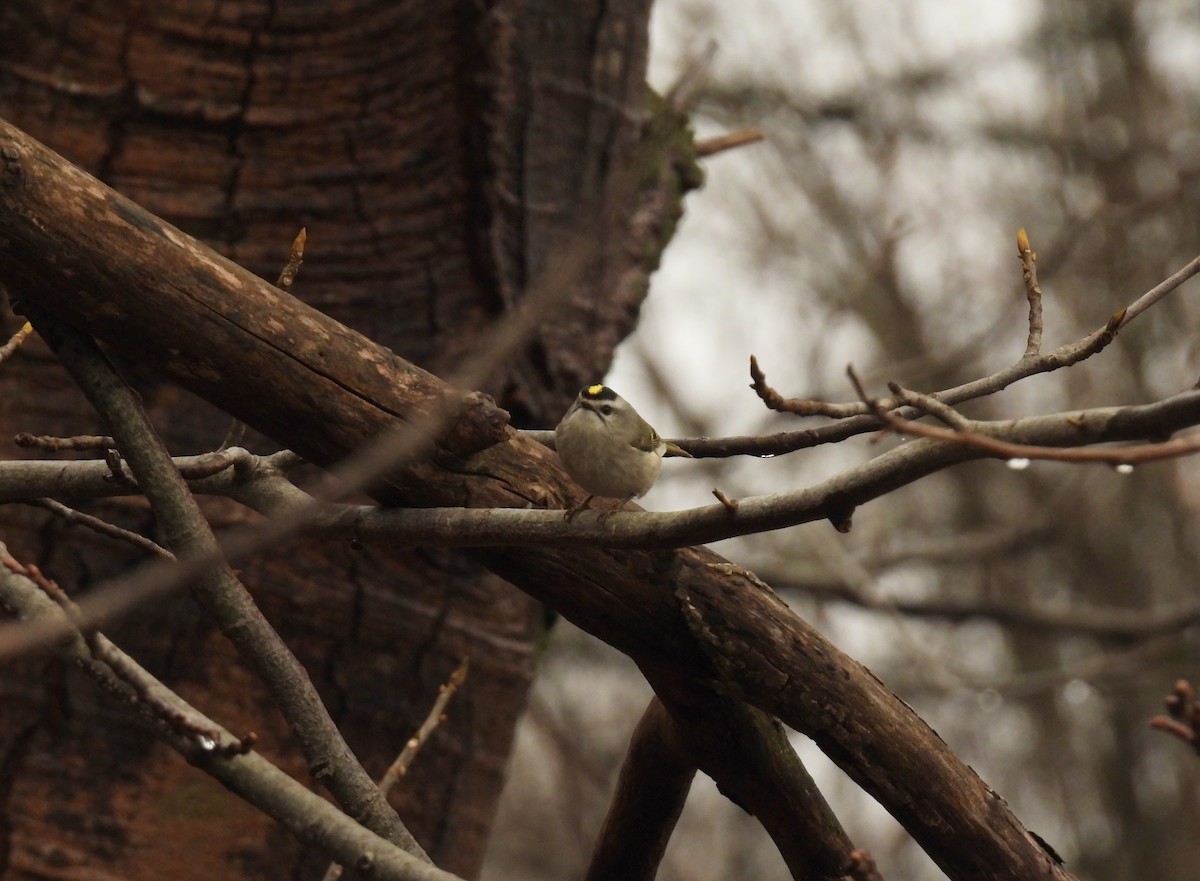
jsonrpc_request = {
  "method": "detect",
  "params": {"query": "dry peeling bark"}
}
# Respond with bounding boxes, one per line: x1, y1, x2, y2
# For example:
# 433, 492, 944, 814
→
0, 115, 1076, 881
0, 2, 674, 879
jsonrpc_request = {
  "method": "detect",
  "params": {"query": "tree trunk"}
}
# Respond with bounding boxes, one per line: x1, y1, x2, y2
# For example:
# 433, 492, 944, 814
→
0, 2, 664, 878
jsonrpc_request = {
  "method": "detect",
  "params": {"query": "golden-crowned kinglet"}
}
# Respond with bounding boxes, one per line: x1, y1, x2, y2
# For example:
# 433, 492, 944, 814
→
554, 384, 692, 511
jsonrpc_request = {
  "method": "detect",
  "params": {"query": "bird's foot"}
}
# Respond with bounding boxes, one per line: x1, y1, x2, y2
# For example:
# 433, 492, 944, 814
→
596, 495, 636, 524
564, 495, 594, 521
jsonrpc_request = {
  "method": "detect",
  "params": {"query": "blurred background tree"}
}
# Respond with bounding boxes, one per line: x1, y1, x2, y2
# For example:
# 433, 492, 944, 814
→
485, 2, 1200, 880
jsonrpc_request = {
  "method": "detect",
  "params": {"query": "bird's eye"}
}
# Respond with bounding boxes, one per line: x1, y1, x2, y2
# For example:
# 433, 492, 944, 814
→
599, 405, 614, 416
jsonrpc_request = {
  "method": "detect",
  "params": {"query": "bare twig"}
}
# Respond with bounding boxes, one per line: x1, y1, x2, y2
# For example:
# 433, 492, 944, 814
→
751, 354, 865, 417
695, 129, 765, 158
1016, 228, 1043, 357
322, 658, 471, 881
1, 553, 77, 614
746, 250, 1200, 442
1121, 253, 1200, 326
14, 432, 115, 451
379, 658, 470, 794
0, 320, 33, 364
712, 488, 738, 511
860, 377, 1200, 469
20, 497, 173, 559
277, 227, 307, 291
88, 630, 223, 746
104, 447, 133, 483
219, 228, 309, 449
1150, 679, 1200, 755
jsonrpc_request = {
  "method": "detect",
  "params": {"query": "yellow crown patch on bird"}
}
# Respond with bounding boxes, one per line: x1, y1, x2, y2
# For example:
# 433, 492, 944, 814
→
584, 384, 610, 398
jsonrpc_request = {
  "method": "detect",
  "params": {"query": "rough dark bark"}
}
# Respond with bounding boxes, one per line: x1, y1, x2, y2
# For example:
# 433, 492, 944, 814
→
0, 2, 666, 879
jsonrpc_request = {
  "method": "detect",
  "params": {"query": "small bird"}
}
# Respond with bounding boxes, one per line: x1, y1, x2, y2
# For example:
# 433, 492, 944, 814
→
554, 384, 692, 515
